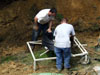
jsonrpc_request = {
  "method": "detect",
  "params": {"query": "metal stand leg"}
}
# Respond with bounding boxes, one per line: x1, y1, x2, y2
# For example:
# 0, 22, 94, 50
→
34, 61, 36, 71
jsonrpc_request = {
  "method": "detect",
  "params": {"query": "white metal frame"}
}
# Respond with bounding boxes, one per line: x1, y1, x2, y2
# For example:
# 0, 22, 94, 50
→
26, 36, 88, 71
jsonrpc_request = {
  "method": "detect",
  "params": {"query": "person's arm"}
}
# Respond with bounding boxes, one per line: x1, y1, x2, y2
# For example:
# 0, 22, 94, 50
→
47, 20, 53, 33
33, 17, 39, 30
70, 26, 75, 47
70, 35, 74, 48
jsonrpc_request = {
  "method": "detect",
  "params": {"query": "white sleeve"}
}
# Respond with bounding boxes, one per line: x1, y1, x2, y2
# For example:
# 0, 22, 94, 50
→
35, 11, 45, 18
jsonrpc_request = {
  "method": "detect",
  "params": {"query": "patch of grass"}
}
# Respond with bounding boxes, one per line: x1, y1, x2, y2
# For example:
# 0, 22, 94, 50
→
34, 48, 56, 59
0, 55, 17, 64
0, 48, 56, 66
56, 13, 64, 21
19, 53, 33, 65
33, 48, 56, 66
34, 49, 48, 58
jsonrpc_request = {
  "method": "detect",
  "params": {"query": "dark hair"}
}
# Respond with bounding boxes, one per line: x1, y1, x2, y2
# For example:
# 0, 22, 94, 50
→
65, 18, 68, 22
50, 7, 57, 14
61, 18, 68, 22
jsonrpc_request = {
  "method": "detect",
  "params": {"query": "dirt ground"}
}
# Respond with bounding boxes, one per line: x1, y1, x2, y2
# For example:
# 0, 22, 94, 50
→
0, 0, 100, 75
0, 32, 100, 75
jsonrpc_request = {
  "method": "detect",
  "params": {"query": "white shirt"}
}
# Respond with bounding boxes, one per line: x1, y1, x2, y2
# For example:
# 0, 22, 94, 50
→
35, 9, 54, 24
54, 23, 75, 48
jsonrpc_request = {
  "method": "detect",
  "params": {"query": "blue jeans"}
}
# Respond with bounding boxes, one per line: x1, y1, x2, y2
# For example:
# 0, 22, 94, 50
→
32, 22, 49, 41
54, 47, 71, 70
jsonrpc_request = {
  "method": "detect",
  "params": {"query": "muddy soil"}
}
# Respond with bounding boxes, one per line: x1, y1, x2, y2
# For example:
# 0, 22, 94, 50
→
0, 33, 100, 75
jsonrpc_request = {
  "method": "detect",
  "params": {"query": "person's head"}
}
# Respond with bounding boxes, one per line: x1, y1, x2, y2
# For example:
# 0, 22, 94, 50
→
48, 7, 57, 16
61, 18, 68, 24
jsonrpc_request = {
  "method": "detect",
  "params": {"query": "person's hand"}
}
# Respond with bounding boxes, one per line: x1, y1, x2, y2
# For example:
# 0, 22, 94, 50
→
33, 25, 39, 31
47, 28, 52, 33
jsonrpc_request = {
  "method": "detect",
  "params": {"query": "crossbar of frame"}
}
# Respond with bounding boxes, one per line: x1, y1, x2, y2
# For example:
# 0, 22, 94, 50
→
26, 36, 88, 71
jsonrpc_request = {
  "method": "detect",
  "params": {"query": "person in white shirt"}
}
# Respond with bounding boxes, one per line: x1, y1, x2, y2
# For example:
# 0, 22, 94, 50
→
54, 18, 75, 73
32, 8, 57, 41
